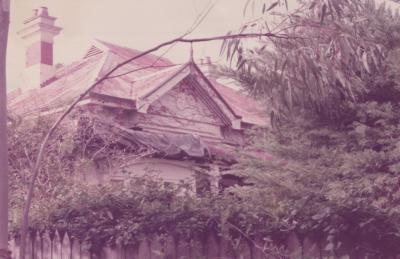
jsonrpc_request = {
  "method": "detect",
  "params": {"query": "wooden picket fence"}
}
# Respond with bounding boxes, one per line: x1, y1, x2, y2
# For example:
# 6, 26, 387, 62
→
9, 230, 348, 259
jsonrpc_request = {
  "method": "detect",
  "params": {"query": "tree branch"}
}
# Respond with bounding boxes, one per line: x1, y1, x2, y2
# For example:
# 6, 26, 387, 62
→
18, 30, 287, 258
0, 0, 10, 257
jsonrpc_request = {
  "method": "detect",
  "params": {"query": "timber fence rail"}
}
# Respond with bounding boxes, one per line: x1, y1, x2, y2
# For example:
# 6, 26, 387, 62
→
9, 230, 353, 259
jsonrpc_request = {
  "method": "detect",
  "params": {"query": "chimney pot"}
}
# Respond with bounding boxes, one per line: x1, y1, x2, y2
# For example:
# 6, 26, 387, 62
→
38, 6, 48, 17
32, 9, 38, 16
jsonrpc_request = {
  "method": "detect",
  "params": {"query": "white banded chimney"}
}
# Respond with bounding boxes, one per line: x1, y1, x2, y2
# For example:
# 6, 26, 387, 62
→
18, 7, 62, 89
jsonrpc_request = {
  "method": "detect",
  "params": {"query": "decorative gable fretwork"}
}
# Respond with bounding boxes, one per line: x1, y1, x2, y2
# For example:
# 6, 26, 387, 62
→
138, 63, 242, 130
148, 80, 222, 125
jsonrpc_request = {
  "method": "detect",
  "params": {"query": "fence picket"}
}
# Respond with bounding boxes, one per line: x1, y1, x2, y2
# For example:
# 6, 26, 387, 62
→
150, 237, 164, 259
33, 231, 41, 259
205, 234, 219, 258
52, 231, 62, 259
7, 232, 372, 259
220, 238, 236, 259
62, 233, 72, 259
124, 245, 138, 259
26, 234, 33, 259
164, 236, 176, 259
42, 232, 51, 259
238, 240, 252, 259
137, 240, 151, 259
286, 233, 302, 259
9, 237, 20, 259
175, 238, 190, 259
189, 238, 203, 259
101, 245, 123, 259
71, 239, 80, 259
80, 243, 91, 259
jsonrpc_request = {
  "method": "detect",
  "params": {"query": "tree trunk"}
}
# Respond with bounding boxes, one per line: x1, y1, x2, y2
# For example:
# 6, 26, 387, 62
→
0, 0, 10, 259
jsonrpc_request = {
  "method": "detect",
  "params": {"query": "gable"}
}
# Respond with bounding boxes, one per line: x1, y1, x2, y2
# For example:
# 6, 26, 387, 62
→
147, 80, 223, 125
139, 63, 242, 129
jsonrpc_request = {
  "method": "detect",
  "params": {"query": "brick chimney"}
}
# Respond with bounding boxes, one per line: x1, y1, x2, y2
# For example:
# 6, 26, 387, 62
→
18, 7, 62, 89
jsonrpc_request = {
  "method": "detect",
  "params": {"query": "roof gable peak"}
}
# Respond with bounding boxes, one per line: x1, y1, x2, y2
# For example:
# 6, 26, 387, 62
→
137, 62, 242, 129
84, 39, 172, 66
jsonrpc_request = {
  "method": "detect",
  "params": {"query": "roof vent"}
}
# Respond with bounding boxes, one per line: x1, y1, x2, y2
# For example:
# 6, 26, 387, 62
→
84, 45, 103, 59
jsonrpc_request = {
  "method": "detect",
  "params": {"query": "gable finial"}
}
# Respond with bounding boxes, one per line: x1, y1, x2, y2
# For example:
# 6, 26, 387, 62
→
189, 42, 194, 63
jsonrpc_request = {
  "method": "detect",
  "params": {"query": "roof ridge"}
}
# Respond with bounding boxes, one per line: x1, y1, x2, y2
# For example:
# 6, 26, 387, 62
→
92, 38, 173, 65
131, 63, 187, 82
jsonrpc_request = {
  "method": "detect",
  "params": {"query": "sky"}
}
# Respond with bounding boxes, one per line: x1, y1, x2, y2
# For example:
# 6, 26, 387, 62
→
7, 0, 260, 89
7, 0, 399, 89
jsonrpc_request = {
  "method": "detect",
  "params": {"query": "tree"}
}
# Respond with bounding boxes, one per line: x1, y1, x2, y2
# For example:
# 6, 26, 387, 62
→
7, 111, 154, 225
218, 0, 400, 257
0, 0, 10, 258
8, 0, 400, 257
222, 0, 400, 123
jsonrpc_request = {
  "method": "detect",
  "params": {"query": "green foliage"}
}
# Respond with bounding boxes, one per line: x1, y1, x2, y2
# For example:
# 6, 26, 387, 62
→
8, 114, 289, 256
8, 115, 76, 225
220, 0, 400, 124
9, 2, 400, 258
215, 0, 400, 257
11, 178, 288, 256
231, 106, 400, 256
7, 111, 150, 227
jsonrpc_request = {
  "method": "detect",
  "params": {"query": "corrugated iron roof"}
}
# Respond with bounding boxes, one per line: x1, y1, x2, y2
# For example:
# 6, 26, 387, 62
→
94, 64, 185, 100
8, 39, 267, 127
94, 39, 172, 67
9, 54, 103, 115
211, 79, 267, 126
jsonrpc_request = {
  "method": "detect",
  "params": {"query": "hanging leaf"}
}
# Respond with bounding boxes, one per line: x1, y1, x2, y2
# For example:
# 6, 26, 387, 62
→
320, 4, 327, 24
219, 31, 231, 56
362, 52, 371, 73
270, 110, 275, 129
230, 40, 241, 65
243, 0, 252, 15
239, 25, 248, 33
287, 80, 293, 111
279, 59, 288, 84
237, 58, 246, 70
370, 51, 380, 71
265, 1, 279, 13
222, 0, 399, 124
335, 71, 346, 88
331, 0, 342, 17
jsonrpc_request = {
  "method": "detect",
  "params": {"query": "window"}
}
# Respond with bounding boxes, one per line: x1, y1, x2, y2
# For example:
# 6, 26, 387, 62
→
218, 174, 245, 192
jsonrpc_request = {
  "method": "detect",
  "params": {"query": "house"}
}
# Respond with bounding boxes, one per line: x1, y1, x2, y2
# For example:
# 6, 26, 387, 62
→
8, 7, 267, 192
